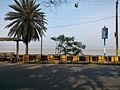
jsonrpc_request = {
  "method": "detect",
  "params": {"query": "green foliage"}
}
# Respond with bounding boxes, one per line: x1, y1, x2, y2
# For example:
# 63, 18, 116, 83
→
4, 0, 47, 54
40, 0, 80, 8
51, 34, 86, 55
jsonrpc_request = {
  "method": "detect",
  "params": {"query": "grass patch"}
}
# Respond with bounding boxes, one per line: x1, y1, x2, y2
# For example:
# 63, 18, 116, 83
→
39, 61, 51, 64
66, 62, 73, 64
24, 61, 37, 64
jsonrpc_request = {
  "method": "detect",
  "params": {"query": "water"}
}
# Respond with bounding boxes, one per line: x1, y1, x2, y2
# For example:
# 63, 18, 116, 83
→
83, 48, 117, 56
0, 42, 119, 56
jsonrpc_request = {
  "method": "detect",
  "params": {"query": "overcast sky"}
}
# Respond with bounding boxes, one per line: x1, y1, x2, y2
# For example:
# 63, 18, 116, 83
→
0, 0, 120, 54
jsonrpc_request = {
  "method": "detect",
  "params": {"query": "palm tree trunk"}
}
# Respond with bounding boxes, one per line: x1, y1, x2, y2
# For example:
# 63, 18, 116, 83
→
16, 40, 19, 61
25, 42, 29, 55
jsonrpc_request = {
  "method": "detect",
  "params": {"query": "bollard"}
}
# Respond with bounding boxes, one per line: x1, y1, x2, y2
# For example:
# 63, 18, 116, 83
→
98, 56, 104, 64
67, 55, 73, 63
91, 56, 98, 63
104, 56, 108, 64
35, 54, 41, 62
47, 55, 54, 63
19, 54, 24, 61
54, 55, 60, 64
85, 55, 91, 63
79, 56, 85, 63
23, 54, 29, 62
73, 55, 79, 63
40, 55, 48, 64
60, 55, 67, 63
29, 54, 36, 61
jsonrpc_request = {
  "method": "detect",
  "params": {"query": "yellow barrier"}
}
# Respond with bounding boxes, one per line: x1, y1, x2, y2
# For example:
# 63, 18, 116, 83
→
98, 56, 104, 63
60, 55, 67, 63
91, 56, 98, 63
79, 56, 86, 63
67, 55, 72, 60
47, 55, 53, 60
53, 55, 60, 64
5, 52, 15, 61
67, 55, 73, 63
73, 56, 79, 63
23, 55, 29, 62
29, 54, 36, 61
111, 56, 118, 63
1, 53, 120, 64
41, 55, 47, 61
47, 55, 54, 63
115, 56, 119, 62
84, 55, 91, 63
103, 56, 119, 64
19, 54, 24, 61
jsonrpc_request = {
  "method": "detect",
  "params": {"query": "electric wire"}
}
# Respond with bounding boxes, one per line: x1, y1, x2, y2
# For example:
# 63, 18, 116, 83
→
48, 16, 115, 29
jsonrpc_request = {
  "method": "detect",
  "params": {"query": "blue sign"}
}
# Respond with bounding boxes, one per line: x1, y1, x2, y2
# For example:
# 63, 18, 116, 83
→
102, 26, 108, 39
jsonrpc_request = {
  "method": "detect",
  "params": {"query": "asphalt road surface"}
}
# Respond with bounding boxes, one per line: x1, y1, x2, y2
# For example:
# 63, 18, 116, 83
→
0, 64, 120, 90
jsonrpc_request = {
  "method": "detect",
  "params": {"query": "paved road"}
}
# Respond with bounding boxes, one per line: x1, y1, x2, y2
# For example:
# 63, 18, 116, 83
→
0, 64, 120, 90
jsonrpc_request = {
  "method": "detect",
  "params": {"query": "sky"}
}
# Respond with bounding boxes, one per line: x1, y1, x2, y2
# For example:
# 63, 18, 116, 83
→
0, 0, 120, 55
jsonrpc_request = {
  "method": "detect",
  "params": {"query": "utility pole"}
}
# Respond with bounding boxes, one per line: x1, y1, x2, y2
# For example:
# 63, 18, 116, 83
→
41, 24, 43, 58
41, 36, 43, 57
115, 0, 119, 56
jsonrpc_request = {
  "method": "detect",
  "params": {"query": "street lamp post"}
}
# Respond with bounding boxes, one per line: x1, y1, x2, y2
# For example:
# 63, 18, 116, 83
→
115, 0, 119, 56
41, 36, 43, 57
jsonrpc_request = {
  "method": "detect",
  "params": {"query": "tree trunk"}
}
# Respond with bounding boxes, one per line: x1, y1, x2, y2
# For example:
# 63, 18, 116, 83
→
25, 42, 29, 55
16, 41, 19, 61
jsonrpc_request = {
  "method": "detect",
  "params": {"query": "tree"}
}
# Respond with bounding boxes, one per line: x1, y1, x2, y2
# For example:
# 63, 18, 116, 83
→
51, 34, 86, 55
40, 0, 67, 7
40, 0, 80, 8
4, 0, 47, 55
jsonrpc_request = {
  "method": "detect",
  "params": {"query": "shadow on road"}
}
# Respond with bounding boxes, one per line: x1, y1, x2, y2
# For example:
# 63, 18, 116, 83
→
0, 64, 120, 90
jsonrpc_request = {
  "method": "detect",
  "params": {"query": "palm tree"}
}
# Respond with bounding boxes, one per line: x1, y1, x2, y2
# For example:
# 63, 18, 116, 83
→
4, 0, 47, 55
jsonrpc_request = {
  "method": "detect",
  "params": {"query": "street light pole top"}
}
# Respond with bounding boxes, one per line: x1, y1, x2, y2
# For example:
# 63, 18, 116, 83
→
116, 0, 119, 3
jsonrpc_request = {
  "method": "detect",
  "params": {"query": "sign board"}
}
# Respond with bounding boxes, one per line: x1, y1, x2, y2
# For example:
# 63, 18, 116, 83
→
102, 26, 108, 39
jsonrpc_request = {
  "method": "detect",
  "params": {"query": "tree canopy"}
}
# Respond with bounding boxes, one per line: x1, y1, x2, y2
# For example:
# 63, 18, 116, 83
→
51, 34, 86, 55
39, 0, 80, 8
4, 0, 47, 54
